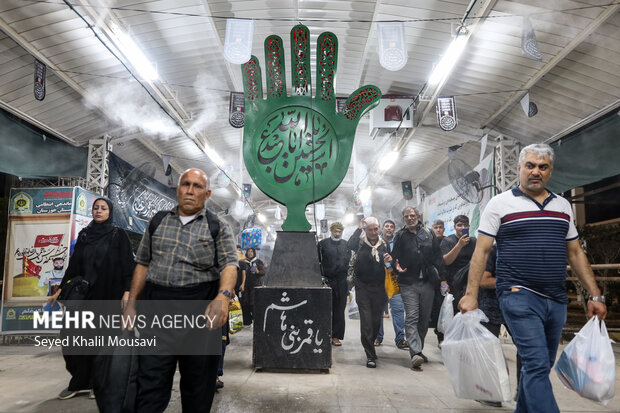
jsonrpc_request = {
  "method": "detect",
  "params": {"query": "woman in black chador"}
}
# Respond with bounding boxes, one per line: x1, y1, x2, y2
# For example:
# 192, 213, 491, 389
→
240, 247, 265, 325
50, 197, 135, 401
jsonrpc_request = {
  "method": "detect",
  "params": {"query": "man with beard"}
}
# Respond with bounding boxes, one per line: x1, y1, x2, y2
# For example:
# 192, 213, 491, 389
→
391, 207, 445, 370
318, 222, 350, 346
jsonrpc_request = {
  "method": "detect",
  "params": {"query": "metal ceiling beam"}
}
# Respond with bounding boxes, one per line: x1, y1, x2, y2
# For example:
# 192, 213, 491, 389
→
481, 2, 620, 129
544, 98, 620, 144
398, 0, 497, 154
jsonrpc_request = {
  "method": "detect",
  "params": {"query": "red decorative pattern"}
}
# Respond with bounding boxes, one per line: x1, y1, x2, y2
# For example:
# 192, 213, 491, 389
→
317, 33, 336, 101
243, 57, 260, 101
292, 26, 310, 95
266, 36, 285, 97
343, 87, 381, 120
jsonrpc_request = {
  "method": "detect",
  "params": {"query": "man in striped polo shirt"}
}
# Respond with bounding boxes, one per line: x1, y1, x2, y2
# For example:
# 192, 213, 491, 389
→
459, 143, 606, 413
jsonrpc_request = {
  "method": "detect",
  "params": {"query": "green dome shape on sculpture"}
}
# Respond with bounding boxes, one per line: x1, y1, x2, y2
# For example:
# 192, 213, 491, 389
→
242, 24, 381, 231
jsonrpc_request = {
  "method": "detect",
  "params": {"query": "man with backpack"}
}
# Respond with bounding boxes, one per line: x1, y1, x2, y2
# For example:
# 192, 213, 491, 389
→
124, 168, 238, 413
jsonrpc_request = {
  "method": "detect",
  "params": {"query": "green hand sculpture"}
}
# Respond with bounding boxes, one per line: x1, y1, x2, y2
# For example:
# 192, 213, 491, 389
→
242, 24, 381, 232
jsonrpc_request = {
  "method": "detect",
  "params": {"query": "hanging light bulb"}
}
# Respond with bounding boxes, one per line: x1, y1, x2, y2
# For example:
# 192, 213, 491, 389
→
344, 213, 354, 225
224, 19, 254, 64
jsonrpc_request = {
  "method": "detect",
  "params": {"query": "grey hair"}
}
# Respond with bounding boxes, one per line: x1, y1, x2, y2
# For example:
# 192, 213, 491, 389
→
519, 144, 554, 166
402, 206, 420, 216
363, 216, 380, 227
178, 168, 210, 189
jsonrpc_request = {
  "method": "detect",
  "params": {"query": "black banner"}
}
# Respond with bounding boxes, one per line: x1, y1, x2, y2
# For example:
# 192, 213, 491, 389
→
34, 60, 46, 101
229, 92, 245, 128
108, 153, 176, 235
437, 96, 457, 132
401, 180, 413, 200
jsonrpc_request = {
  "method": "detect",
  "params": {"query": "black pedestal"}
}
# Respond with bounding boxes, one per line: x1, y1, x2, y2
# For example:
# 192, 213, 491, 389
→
253, 231, 332, 371
253, 286, 331, 370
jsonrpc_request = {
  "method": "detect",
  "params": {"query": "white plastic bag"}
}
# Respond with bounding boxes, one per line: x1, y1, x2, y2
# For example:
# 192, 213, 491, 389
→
348, 287, 359, 319
437, 293, 454, 333
441, 309, 511, 402
555, 316, 615, 405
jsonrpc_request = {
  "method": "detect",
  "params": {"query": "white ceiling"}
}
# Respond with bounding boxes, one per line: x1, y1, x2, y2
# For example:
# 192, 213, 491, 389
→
1, 0, 619, 230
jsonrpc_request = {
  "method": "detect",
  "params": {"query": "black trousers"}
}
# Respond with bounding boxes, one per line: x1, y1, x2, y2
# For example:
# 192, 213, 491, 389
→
326, 276, 348, 340
136, 281, 220, 413
430, 286, 444, 341
355, 279, 387, 360
63, 354, 94, 391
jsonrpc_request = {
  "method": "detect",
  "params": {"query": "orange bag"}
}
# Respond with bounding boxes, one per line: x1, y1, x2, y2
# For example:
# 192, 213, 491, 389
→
384, 268, 400, 299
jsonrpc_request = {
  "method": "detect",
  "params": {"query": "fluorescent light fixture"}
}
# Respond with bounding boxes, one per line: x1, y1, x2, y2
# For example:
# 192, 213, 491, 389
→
110, 23, 158, 81
344, 213, 354, 225
359, 187, 372, 203
202, 143, 224, 167
257, 213, 266, 223
428, 34, 468, 86
379, 150, 399, 171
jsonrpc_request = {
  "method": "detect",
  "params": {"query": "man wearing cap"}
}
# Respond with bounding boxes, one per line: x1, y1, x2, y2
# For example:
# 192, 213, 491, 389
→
318, 222, 351, 346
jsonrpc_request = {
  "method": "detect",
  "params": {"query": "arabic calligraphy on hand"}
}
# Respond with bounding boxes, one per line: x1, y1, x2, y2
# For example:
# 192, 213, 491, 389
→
257, 107, 335, 188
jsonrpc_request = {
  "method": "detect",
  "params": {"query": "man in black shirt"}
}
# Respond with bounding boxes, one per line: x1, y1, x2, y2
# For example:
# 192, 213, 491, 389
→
441, 215, 476, 303
318, 222, 350, 346
391, 207, 445, 370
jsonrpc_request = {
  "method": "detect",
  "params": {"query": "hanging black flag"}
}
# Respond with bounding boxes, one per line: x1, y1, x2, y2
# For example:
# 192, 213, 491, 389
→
436, 96, 457, 132
401, 181, 413, 200
229, 92, 245, 128
34, 60, 46, 101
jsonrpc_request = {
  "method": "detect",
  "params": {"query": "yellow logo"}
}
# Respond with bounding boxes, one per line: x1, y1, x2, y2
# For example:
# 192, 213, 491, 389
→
6, 309, 16, 320
10, 192, 33, 214
76, 192, 88, 215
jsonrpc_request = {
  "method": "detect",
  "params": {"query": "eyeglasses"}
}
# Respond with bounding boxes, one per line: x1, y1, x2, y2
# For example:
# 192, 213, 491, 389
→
404, 214, 417, 219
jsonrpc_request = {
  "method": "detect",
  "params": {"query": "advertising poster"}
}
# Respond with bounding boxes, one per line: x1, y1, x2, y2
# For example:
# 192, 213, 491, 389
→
2, 188, 77, 332
69, 187, 99, 254
424, 154, 494, 236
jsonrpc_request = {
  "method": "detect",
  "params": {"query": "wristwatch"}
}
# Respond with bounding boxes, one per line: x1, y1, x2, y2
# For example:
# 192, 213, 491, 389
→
589, 295, 605, 303
218, 289, 233, 300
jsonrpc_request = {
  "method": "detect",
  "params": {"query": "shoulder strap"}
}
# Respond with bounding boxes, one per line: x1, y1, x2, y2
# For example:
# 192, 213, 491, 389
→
205, 209, 221, 268
149, 210, 171, 239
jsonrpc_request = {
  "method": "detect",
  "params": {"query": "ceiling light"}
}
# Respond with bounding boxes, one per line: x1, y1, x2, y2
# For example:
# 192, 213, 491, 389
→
359, 187, 372, 203
202, 143, 224, 167
110, 23, 158, 82
379, 150, 399, 171
257, 213, 266, 223
344, 213, 354, 225
428, 34, 468, 86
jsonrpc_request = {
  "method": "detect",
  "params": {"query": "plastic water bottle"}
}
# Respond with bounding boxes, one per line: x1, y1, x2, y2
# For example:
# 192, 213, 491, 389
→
441, 283, 448, 296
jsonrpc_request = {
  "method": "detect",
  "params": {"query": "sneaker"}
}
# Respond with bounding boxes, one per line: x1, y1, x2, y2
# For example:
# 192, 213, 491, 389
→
88, 390, 95, 399
58, 388, 78, 400
216, 378, 224, 389
396, 340, 408, 350
411, 354, 424, 369
366, 359, 376, 368
420, 353, 428, 363
476, 400, 502, 407
373, 340, 382, 347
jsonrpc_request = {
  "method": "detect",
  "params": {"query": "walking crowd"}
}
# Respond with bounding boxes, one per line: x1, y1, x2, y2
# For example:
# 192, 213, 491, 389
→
49, 144, 608, 413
